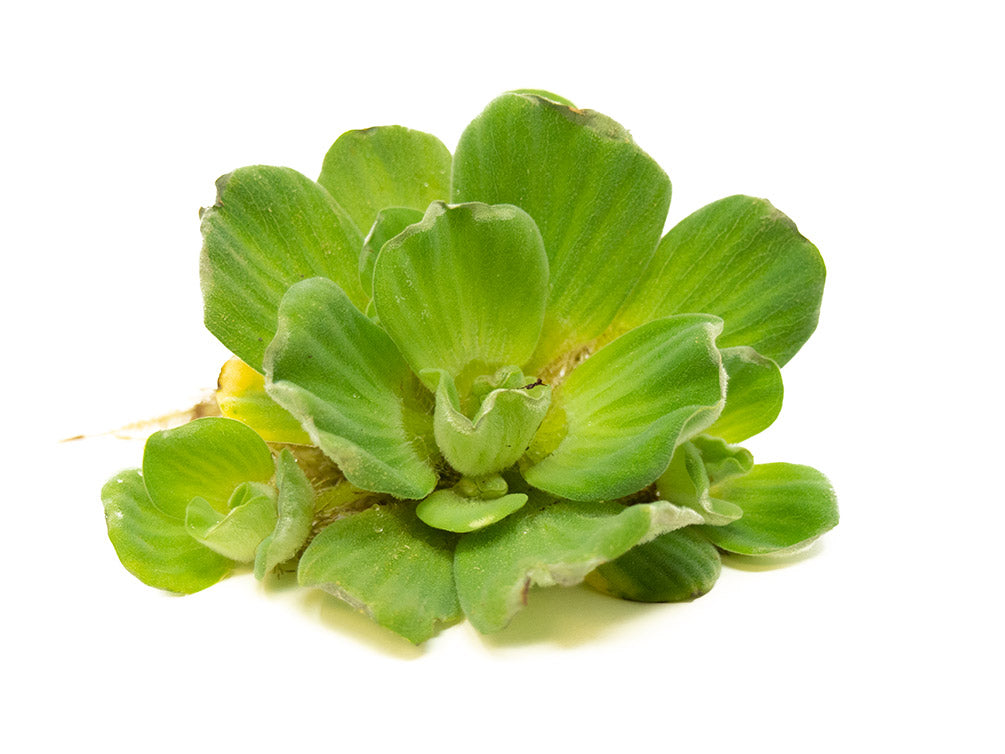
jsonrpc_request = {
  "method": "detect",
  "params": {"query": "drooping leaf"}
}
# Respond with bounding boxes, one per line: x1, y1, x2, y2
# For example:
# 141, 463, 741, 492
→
454, 494, 702, 633
656, 441, 743, 526
614, 195, 825, 366
298, 502, 462, 644
200, 166, 365, 371
522, 315, 725, 501
265, 277, 438, 499
699, 463, 838, 555
705, 347, 784, 443
452, 91, 672, 369
358, 206, 424, 298
586, 528, 722, 602
431, 369, 551, 477
102, 470, 231, 594
185, 482, 278, 563
216, 357, 311, 445
318, 125, 451, 236
142, 417, 275, 519
416, 488, 528, 533
255, 449, 316, 578
373, 202, 548, 387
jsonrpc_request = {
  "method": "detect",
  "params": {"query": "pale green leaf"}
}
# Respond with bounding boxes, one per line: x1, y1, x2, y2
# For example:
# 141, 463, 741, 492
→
615, 195, 825, 366
657, 441, 743, 526
452, 92, 671, 368
454, 493, 702, 633
358, 206, 424, 298
700, 463, 839, 555
102, 470, 231, 594
586, 528, 721, 602
298, 503, 462, 644
689, 435, 754, 486
216, 357, 311, 445
416, 488, 528, 533
522, 315, 725, 501
706, 347, 784, 443
255, 449, 316, 578
200, 166, 365, 371
373, 202, 548, 386
185, 482, 278, 563
142, 417, 274, 519
318, 125, 451, 234
265, 277, 438, 499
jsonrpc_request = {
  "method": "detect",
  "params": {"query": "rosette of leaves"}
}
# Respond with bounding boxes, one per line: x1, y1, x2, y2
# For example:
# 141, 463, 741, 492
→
102, 90, 838, 644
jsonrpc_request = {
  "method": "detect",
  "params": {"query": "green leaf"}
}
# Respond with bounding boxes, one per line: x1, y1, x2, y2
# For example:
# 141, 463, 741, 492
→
699, 463, 839, 555
452, 92, 671, 368
200, 166, 366, 371
615, 195, 825, 366
454, 494, 703, 633
142, 417, 275, 519
522, 315, 726, 501
586, 528, 721, 602
373, 202, 548, 387
216, 357, 311, 445
358, 206, 424, 298
689, 435, 754, 486
431, 370, 551, 477
265, 277, 438, 499
102, 470, 231, 594
255, 449, 316, 578
318, 125, 451, 235
705, 347, 784, 443
298, 502, 462, 644
416, 488, 528, 533
185, 482, 278, 563
656, 441, 743, 526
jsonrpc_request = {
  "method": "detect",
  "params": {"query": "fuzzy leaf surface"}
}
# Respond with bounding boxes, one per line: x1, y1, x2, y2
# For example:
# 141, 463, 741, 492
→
255, 449, 315, 578
706, 347, 784, 443
358, 206, 424, 298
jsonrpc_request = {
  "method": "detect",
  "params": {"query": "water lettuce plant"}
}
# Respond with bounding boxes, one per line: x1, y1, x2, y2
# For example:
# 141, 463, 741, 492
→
102, 90, 838, 643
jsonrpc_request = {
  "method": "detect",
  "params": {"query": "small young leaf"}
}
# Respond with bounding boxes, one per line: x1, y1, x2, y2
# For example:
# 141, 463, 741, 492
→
586, 528, 722, 603
265, 277, 438, 499
416, 488, 528, 533
699, 463, 839, 555
298, 503, 462, 644
689, 435, 754, 486
216, 357, 311, 445
318, 126, 451, 235
657, 441, 743, 526
102, 470, 231, 594
522, 315, 725, 501
185, 482, 279, 563
142, 417, 275, 519
255, 449, 315, 578
705, 347, 784, 443
200, 166, 365, 371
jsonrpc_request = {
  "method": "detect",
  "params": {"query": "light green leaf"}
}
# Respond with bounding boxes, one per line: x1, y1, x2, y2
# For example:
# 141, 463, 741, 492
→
142, 417, 275, 519
586, 528, 721, 602
358, 206, 424, 298
416, 488, 528, 533
431, 370, 551, 477
265, 277, 438, 499
298, 503, 462, 644
706, 347, 783, 443
200, 166, 365, 371
255, 449, 316, 578
452, 92, 671, 368
689, 435, 754, 486
454, 494, 702, 633
373, 202, 548, 387
699, 463, 838, 555
522, 315, 726, 502
102, 470, 231, 594
657, 441, 743, 526
216, 357, 311, 445
185, 482, 278, 563
318, 125, 451, 235
615, 195, 825, 366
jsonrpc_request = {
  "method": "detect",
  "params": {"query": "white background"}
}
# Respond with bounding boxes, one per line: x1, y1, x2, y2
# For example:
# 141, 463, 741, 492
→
4, 1, 1002, 751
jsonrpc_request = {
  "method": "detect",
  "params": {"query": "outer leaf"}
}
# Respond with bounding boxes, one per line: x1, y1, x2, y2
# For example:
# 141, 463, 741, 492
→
216, 357, 311, 445
615, 195, 825, 366
298, 503, 462, 644
705, 347, 784, 443
255, 449, 315, 578
358, 206, 424, 298
522, 315, 726, 501
586, 528, 722, 602
102, 470, 231, 594
142, 417, 275, 519
318, 126, 451, 236
185, 482, 278, 563
699, 463, 839, 555
265, 278, 438, 499
416, 488, 528, 533
454, 494, 702, 633
373, 202, 548, 386
200, 166, 365, 371
452, 92, 672, 368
